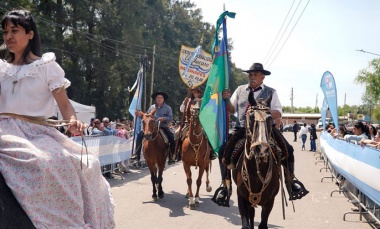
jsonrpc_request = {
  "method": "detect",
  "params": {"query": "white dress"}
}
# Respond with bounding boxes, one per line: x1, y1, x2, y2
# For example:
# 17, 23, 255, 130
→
0, 53, 115, 228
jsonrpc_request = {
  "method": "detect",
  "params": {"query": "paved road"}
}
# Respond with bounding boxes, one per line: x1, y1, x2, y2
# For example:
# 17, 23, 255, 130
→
109, 132, 373, 229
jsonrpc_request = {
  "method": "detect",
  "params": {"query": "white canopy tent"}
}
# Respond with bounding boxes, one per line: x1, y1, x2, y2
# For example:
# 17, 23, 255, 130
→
55, 99, 96, 124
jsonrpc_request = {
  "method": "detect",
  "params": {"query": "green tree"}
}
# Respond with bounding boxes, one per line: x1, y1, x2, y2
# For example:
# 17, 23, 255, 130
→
355, 58, 380, 105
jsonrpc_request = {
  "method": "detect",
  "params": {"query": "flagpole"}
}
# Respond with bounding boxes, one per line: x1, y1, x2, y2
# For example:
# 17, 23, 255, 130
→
131, 67, 143, 157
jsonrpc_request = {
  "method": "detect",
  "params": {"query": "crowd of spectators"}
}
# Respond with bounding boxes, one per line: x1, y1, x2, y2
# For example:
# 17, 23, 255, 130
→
328, 121, 380, 149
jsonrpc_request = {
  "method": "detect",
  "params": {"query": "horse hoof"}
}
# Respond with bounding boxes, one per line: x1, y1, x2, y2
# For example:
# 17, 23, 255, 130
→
189, 204, 196, 210
158, 192, 165, 199
152, 196, 158, 201
195, 202, 199, 207
206, 185, 212, 192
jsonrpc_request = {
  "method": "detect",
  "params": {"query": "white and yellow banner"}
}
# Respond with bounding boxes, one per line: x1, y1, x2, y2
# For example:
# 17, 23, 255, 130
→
178, 45, 212, 88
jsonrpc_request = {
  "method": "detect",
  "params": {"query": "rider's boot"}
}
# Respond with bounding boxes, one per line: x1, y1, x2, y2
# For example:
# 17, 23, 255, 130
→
209, 148, 217, 160
284, 161, 309, 200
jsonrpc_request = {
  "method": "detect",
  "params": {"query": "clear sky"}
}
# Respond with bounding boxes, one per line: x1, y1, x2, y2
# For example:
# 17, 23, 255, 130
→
191, 0, 380, 108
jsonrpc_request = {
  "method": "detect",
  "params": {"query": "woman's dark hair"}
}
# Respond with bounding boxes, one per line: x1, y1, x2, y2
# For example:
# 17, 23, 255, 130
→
354, 121, 369, 137
303, 123, 307, 127
1, 9, 41, 63
338, 124, 347, 137
369, 125, 376, 133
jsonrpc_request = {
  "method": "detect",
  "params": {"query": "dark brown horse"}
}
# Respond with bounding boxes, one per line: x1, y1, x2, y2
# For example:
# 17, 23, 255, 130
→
182, 99, 212, 209
0, 173, 36, 228
233, 93, 281, 229
141, 110, 168, 200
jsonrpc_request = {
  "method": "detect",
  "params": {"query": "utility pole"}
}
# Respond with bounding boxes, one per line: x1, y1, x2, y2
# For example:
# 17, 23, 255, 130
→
290, 87, 294, 113
143, 50, 147, 111
315, 94, 318, 109
149, 45, 156, 106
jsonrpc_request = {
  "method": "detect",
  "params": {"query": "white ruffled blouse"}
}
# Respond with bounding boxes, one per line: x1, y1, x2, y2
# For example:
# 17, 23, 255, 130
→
0, 52, 70, 117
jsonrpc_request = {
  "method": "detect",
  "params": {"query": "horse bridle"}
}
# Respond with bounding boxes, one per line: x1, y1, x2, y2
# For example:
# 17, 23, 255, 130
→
241, 104, 276, 207
142, 115, 161, 141
187, 102, 208, 169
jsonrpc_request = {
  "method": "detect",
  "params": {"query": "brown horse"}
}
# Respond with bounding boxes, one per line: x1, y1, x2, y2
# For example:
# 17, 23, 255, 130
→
181, 99, 212, 209
233, 92, 282, 229
141, 110, 168, 200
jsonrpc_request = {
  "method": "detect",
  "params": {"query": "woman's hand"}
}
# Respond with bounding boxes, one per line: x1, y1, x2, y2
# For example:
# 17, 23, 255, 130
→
69, 119, 86, 135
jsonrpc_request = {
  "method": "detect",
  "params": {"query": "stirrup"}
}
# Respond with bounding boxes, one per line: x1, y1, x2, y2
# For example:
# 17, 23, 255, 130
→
211, 186, 230, 207
289, 180, 309, 200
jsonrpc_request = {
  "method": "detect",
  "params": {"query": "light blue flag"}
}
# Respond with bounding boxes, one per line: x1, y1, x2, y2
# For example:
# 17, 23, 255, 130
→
128, 68, 144, 140
320, 71, 339, 129
321, 98, 328, 130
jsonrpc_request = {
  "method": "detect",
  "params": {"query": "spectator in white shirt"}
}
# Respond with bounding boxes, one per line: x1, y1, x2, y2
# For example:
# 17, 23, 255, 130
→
298, 123, 309, 151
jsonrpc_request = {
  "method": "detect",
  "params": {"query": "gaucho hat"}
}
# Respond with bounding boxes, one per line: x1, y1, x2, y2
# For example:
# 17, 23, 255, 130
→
191, 87, 204, 95
151, 91, 168, 101
243, 63, 271, 75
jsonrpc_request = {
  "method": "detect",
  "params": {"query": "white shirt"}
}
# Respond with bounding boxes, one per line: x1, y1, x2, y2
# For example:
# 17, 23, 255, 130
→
230, 84, 283, 115
299, 126, 309, 137
0, 53, 70, 117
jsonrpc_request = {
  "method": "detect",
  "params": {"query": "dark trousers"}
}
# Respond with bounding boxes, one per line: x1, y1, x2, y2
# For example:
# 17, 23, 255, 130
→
293, 131, 297, 141
310, 139, 316, 151
219, 127, 295, 181
161, 126, 175, 155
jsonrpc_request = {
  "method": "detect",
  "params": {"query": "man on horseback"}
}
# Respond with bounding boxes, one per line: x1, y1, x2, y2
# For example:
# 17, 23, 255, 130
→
175, 87, 217, 161
130, 91, 176, 165
216, 63, 308, 203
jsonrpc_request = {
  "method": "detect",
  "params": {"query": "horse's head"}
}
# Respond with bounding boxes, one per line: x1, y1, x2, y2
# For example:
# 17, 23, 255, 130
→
190, 98, 201, 119
142, 110, 158, 140
245, 91, 273, 162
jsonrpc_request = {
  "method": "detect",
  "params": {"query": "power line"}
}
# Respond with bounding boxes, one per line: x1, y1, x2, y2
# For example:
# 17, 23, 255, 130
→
264, 0, 303, 67
356, 49, 380, 57
262, 0, 296, 64
267, 0, 310, 68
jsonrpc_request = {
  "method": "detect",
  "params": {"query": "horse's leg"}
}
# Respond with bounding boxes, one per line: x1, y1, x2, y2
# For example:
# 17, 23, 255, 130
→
258, 198, 275, 229
194, 164, 205, 207
205, 161, 212, 193
157, 164, 165, 199
238, 194, 254, 229
149, 164, 158, 201
183, 162, 195, 209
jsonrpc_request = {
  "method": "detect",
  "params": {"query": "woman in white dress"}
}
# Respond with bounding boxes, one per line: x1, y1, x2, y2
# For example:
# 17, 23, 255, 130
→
0, 9, 114, 228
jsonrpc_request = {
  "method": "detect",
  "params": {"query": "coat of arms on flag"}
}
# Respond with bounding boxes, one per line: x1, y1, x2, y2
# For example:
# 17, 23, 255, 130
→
178, 45, 212, 88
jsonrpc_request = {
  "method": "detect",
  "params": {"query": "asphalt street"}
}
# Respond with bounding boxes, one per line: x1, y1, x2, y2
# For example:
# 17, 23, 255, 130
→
109, 132, 374, 229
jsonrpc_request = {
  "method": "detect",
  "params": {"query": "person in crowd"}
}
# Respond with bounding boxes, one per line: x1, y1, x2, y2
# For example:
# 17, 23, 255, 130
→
219, 62, 308, 202
130, 91, 176, 164
343, 121, 368, 143
91, 118, 113, 136
177, 87, 217, 161
280, 120, 284, 133
124, 123, 133, 139
360, 129, 380, 148
327, 123, 335, 133
309, 123, 318, 152
331, 124, 347, 139
103, 117, 116, 134
0, 9, 114, 228
368, 124, 376, 141
293, 120, 299, 142
86, 117, 95, 135
298, 123, 308, 151
115, 123, 127, 139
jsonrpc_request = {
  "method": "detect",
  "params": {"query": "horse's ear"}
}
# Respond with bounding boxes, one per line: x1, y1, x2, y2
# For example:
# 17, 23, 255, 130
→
248, 90, 257, 106
150, 109, 157, 116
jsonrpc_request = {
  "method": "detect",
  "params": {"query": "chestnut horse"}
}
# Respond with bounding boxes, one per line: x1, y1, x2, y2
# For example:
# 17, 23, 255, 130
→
182, 99, 212, 209
233, 92, 282, 229
141, 110, 168, 200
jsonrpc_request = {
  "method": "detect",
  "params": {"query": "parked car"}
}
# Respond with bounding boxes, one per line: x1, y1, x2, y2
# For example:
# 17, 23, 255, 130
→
283, 124, 293, 132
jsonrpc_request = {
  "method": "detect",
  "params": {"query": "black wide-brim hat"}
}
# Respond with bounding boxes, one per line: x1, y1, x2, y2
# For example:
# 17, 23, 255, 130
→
151, 91, 168, 101
243, 63, 271, 75
191, 87, 204, 96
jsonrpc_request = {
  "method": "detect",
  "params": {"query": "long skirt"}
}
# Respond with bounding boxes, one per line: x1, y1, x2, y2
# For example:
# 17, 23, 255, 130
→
0, 117, 115, 229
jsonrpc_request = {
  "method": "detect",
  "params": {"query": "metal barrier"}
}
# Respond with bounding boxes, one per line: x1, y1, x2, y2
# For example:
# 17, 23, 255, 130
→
71, 135, 134, 179
319, 132, 380, 227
